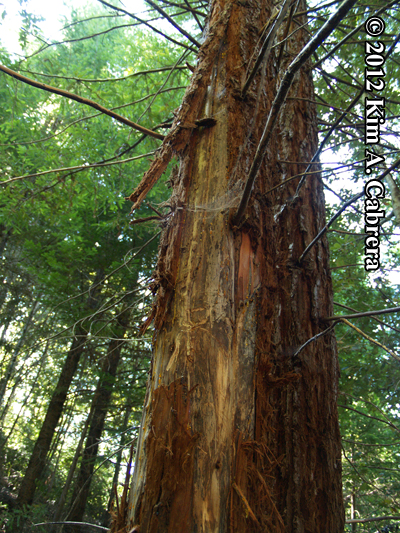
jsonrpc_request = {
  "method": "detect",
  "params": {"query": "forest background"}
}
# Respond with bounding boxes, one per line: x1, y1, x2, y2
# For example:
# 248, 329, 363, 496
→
0, 0, 399, 531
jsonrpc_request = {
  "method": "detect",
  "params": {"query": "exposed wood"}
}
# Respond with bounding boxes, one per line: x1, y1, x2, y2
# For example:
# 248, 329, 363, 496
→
127, 0, 344, 531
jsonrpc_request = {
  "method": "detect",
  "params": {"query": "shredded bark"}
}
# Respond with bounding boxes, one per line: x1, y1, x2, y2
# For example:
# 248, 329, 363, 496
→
127, 3, 233, 213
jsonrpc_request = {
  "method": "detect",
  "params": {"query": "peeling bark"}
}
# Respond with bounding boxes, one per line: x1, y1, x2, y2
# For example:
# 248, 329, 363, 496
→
126, 0, 344, 531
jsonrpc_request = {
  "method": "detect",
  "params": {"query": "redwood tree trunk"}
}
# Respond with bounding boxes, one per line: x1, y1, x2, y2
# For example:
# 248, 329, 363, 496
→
126, 1, 344, 532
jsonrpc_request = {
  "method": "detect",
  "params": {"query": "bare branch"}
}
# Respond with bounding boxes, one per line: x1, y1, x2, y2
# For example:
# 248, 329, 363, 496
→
292, 322, 339, 358
338, 405, 400, 433
18, 65, 188, 83
97, 0, 197, 52
339, 318, 400, 363
346, 517, 400, 525
1, 152, 155, 186
144, 0, 201, 48
33, 522, 108, 531
334, 302, 400, 334
0, 86, 186, 148
326, 306, 400, 322
0, 65, 165, 140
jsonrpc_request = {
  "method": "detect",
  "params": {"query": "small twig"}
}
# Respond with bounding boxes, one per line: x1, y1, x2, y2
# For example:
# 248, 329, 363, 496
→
292, 321, 339, 357
0, 65, 165, 140
339, 318, 400, 362
33, 522, 108, 531
326, 306, 400, 321
346, 516, 400, 524
144, 0, 201, 48
130, 216, 162, 225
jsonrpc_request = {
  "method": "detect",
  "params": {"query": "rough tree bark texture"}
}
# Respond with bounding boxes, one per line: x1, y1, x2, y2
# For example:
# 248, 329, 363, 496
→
126, 0, 344, 531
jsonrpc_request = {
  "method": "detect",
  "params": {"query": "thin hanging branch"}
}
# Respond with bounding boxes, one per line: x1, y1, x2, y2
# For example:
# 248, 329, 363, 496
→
231, 0, 359, 227
97, 0, 197, 52
338, 405, 400, 433
241, 0, 293, 99
298, 157, 400, 264
0, 65, 165, 141
339, 318, 400, 363
0, 152, 155, 186
33, 521, 108, 531
19, 64, 188, 83
144, 0, 201, 48
326, 306, 400, 321
346, 517, 400, 525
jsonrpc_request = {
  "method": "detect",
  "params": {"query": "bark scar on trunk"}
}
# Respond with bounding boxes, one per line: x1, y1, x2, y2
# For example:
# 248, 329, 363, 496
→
135, 378, 200, 532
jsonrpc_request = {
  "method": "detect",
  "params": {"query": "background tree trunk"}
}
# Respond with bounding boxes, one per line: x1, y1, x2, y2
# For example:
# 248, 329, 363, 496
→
102, 403, 132, 528
65, 308, 129, 531
16, 326, 89, 507
17, 269, 105, 507
126, 1, 344, 532
0, 295, 40, 409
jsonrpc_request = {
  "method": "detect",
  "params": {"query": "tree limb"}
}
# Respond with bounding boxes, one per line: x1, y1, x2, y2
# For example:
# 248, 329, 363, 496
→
144, 0, 201, 48
346, 517, 400, 524
0, 65, 165, 141
298, 156, 400, 264
97, 0, 197, 52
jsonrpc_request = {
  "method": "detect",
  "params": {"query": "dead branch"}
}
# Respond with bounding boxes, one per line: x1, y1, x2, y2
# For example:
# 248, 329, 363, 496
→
0, 65, 165, 140
326, 306, 400, 322
339, 318, 400, 363
144, 0, 201, 48
97, 0, 197, 52
346, 516, 400, 524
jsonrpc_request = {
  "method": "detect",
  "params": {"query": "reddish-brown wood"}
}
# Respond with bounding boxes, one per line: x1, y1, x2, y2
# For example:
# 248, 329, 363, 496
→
124, 1, 344, 531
